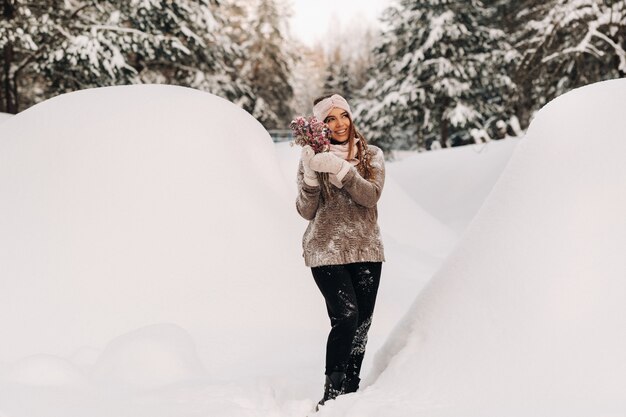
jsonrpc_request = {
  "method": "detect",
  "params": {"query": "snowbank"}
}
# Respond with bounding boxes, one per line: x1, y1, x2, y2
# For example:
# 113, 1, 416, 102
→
91, 324, 206, 391
0, 112, 12, 125
388, 138, 519, 234
0, 85, 321, 377
0, 354, 90, 389
322, 80, 626, 416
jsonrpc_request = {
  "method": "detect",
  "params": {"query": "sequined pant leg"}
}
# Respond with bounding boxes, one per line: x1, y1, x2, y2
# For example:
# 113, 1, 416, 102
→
345, 262, 382, 382
312, 264, 359, 374
311, 262, 382, 376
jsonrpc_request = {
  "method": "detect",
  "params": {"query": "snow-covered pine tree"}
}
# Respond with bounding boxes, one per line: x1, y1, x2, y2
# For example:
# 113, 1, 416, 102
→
319, 62, 353, 102
356, 0, 517, 151
289, 17, 377, 119
0, 1, 96, 113
1, 1, 25, 112
46, 0, 250, 103
514, 0, 625, 126
322, 63, 338, 93
336, 64, 353, 101
37, 0, 142, 94
235, 0, 294, 130
481, 0, 536, 130
289, 40, 326, 116
0, 0, 251, 113
317, 21, 377, 103
219, 0, 257, 108
348, 24, 377, 98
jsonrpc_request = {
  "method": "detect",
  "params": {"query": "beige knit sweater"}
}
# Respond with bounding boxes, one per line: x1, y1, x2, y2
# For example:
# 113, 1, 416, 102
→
296, 146, 386, 267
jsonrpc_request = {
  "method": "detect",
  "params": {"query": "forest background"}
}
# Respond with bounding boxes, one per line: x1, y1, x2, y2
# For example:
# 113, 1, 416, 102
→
1, 0, 624, 151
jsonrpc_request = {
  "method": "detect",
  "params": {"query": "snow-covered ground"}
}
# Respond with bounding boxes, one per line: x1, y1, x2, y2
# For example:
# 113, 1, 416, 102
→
387, 139, 519, 234
1, 79, 623, 417
0, 112, 13, 124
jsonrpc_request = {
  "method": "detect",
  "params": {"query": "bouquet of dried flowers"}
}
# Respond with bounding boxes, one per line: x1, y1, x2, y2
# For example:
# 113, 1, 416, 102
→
289, 116, 331, 153
289, 116, 332, 192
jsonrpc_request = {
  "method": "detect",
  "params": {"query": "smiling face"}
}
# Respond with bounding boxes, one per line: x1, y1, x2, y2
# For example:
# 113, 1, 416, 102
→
325, 107, 352, 143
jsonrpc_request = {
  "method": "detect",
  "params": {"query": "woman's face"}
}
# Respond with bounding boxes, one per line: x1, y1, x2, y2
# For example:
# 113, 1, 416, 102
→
325, 107, 351, 143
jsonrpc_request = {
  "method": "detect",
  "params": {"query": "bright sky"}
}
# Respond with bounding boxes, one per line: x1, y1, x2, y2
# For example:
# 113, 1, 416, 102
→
289, 0, 391, 46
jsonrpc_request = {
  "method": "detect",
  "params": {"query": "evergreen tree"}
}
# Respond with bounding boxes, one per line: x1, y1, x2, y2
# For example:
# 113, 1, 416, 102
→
122, 0, 250, 103
337, 63, 353, 101
349, 24, 377, 97
0, 0, 250, 113
481, 0, 537, 131
322, 46, 340, 94
310, 16, 377, 104
322, 67, 336, 93
319, 61, 352, 101
238, 0, 294, 129
513, 0, 626, 127
289, 40, 326, 116
0, 1, 93, 113
356, 0, 517, 151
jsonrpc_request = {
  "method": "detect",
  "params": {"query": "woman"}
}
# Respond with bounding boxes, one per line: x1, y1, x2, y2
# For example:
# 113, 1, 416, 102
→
295, 93, 385, 408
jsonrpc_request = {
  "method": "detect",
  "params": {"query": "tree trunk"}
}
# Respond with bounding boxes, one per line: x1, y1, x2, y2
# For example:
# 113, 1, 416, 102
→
3, 43, 17, 113
511, 77, 532, 130
440, 118, 448, 148
2, 0, 13, 19
515, 99, 530, 131
439, 98, 450, 148
415, 111, 423, 150
2, 0, 17, 113
416, 129, 423, 150
614, 54, 626, 79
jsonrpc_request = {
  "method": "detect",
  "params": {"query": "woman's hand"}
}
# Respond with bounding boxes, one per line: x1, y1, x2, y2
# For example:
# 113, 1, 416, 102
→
301, 145, 319, 186
310, 152, 351, 181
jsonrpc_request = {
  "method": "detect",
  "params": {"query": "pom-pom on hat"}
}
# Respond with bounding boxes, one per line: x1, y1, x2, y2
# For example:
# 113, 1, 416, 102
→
313, 94, 353, 122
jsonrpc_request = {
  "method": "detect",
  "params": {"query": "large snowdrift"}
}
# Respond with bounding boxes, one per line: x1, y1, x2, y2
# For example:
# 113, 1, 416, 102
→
388, 138, 519, 234
322, 80, 626, 416
0, 85, 321, 377
0, 85, 466, 417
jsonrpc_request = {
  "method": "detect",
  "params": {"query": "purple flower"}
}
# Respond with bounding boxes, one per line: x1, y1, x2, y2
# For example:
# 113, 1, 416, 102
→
289, 116, 331, 153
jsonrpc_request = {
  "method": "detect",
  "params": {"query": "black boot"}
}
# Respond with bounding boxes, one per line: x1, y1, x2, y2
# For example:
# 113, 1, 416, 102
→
316, 371, 345, 410
343, 375, 360, 393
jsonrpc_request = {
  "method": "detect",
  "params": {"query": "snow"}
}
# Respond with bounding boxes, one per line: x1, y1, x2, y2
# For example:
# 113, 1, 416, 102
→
0, 79, 623, 416
91, 324, 206, 391
0, 85, 315, 380
0, 355, 90, 388
321, 78, 626, 416
0, 113, 13, 124
387, 138, 519, 234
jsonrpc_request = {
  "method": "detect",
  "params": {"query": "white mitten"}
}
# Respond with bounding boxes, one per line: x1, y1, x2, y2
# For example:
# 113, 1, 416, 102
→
329, 174, 344, 189
310, 152, 351, 181
300, 145, 319, 186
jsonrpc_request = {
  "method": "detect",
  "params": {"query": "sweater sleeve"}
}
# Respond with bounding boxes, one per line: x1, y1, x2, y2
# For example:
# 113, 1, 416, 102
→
341, 147, 385, 208
296, 160, 321, 220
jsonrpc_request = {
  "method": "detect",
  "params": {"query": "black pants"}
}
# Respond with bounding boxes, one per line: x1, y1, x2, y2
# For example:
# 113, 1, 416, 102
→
311, 262, 382, 379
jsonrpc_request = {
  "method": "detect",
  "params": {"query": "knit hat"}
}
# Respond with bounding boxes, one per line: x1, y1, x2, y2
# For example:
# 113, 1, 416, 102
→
313, 94, 353, 122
